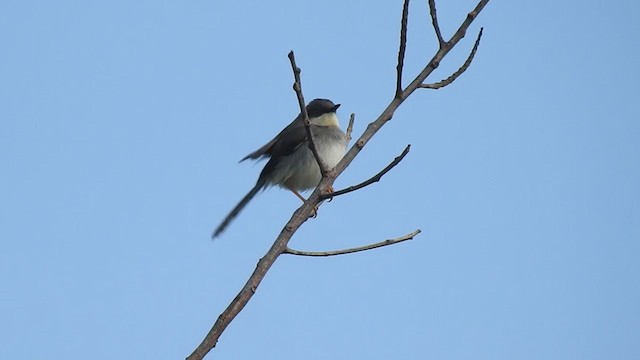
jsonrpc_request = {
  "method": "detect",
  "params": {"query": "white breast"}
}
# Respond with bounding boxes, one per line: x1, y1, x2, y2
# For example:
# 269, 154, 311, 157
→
267, 123, 347, 191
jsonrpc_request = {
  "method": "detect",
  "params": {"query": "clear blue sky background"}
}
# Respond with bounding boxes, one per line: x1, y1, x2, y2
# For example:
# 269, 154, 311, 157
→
2, 1, 639, 359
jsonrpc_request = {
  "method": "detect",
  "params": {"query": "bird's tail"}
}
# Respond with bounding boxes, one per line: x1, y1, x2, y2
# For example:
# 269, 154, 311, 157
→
212, 182, 264, 239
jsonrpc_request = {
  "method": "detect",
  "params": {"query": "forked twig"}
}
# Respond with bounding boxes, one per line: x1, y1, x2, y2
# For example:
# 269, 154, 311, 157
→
420, 28, 483, 89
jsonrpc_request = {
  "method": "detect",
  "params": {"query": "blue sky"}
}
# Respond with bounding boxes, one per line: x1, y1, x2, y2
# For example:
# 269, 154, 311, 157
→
2, 0, 639, 359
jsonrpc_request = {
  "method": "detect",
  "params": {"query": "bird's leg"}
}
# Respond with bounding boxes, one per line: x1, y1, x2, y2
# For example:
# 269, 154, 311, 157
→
288, 188, 318, 218
289, 188, 307, 203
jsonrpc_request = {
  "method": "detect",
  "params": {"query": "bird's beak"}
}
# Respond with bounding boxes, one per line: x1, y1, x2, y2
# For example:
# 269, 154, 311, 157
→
332, 104, 341, 112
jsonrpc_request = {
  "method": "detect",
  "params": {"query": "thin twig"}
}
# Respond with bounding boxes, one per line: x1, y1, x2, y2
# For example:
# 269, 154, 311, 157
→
287, 51, 328, 174
395, 0, 410, 99
284, 230, 422, 257
428, 0, 445, 46
420, 27, 483, 89
322, 145, 411, 200
345, 113, 355, 142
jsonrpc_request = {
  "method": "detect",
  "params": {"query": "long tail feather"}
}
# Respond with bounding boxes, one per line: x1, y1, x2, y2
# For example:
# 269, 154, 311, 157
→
212, 183, 263, 239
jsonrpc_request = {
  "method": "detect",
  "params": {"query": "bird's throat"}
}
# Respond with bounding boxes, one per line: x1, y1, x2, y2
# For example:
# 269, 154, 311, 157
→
309, 112, 339, 128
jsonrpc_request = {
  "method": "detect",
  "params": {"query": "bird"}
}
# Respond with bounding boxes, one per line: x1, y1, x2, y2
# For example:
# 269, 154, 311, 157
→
212, 98, 347, 238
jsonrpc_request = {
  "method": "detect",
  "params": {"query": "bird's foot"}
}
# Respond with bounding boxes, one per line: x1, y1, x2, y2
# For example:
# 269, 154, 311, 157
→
326, 186, 335, 202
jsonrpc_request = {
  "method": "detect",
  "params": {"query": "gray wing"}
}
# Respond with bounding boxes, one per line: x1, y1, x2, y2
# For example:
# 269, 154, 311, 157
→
240, 116, 306, 161
256, 125, 311, 185
269, 125, 308, 158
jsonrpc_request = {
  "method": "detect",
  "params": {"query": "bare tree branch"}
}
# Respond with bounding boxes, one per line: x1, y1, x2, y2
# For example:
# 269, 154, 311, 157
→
420, 27, 483, 89
288, 51, 329, 174
188, 1, 490, 358
395, 0, 410, 99
322, 144, 411, 200
284, 230, 422, 257
428, 0, 445, 46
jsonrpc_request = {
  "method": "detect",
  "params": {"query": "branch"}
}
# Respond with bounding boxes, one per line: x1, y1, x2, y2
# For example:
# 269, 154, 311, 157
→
345, 113, 355, 143
322, 144, 411, 200
287, 51, 329, 174
284, 230, 422, 257
188, 1, 490, 358
420, 27, 483, 89
395, 0, 410, 99
428, 0, 445, 46
398, 0, 489, 101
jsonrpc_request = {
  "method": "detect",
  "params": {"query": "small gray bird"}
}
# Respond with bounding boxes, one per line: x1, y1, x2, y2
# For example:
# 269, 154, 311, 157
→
212, 98, 347, 238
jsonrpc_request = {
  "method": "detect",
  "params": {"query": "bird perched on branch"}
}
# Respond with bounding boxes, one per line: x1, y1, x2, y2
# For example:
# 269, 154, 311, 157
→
212, 98, 347, 238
